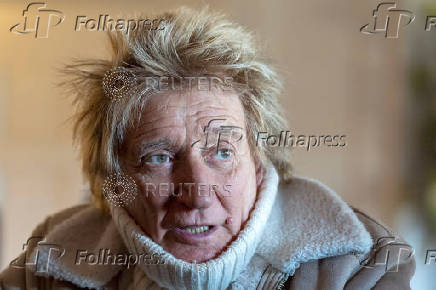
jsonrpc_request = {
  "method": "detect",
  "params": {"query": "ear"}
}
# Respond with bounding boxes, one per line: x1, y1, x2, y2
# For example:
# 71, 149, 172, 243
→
254, 156, 264, 188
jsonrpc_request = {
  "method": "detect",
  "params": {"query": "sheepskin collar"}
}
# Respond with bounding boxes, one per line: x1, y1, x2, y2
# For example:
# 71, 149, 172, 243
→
29, 166, 373, 289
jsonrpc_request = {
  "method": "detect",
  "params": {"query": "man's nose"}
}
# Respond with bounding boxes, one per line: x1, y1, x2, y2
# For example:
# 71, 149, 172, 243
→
173, 157, 214, 210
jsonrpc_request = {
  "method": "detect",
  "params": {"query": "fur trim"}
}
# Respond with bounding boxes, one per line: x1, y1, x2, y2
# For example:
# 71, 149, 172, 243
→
256, 175, 373, 275
28, 171, 372, 288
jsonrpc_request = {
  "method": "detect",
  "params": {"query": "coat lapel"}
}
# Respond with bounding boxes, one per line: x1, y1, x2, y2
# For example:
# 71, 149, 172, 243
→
256, 175, 373, 275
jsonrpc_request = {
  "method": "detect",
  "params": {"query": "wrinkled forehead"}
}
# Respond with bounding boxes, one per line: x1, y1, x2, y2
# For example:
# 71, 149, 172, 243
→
128, 88, 247, 140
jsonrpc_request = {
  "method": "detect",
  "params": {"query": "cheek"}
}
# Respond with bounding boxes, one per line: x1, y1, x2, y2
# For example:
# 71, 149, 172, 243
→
134, 173, 172, 209
224, 178, 255, 204
127, 174, 172, 239
217, 163, 258, 216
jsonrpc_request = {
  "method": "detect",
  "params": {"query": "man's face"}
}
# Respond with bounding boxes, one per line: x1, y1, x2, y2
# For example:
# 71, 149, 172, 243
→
120, 88, 262, 263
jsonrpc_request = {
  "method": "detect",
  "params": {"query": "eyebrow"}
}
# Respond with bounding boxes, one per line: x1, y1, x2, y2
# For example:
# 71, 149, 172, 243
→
135, 137, 181, 154
208, 125, 243, 133
208, 125, 244, 141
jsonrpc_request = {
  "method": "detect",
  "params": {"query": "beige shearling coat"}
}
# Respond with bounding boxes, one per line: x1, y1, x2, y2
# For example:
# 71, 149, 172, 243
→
0, 175, 415, 289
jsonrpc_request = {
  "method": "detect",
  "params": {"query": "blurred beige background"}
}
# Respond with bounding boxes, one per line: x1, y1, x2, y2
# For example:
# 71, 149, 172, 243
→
0, 0, 422, 282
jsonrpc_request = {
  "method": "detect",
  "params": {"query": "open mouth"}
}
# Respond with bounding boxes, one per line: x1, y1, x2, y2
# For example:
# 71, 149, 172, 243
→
171, 225, 218, 243
179, 225, 214, 234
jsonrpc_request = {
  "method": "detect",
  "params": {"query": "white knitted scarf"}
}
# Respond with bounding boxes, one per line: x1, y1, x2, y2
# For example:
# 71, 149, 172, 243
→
110, 165, 279, 290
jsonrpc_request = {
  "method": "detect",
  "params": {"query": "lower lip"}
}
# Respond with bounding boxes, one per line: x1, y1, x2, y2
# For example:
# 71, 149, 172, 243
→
172, 226, 218, 244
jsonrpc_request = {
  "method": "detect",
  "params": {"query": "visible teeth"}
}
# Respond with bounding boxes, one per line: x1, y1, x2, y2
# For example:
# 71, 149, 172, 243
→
183, 226, 210, 234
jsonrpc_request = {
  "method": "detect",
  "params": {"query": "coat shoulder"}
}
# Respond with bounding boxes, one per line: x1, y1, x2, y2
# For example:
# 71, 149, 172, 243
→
345, 208, 416, 289
352, 208, 400, 243
0, 204, 102, 290
282, 203, 416, 290
40, 204, 99, 234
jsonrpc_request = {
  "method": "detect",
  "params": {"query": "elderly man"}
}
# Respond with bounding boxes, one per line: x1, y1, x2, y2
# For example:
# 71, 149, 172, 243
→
0, 7, 414, 290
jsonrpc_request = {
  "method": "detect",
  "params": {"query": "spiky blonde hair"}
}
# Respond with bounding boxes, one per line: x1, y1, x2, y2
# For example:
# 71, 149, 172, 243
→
63, 7, 292, 212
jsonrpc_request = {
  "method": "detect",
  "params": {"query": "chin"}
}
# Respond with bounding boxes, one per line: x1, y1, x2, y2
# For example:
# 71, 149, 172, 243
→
176, 251, 216, 263
165, 242, 224, 263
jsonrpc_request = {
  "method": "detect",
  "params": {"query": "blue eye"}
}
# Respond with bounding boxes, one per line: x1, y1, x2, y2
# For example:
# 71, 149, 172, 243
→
149, 154, 171, 164
216, 149, 233, 160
